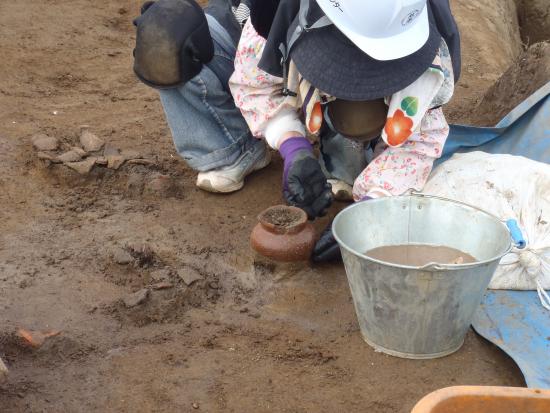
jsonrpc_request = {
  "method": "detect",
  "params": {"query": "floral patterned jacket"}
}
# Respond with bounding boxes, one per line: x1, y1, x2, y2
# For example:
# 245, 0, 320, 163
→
229, 20, 455, 200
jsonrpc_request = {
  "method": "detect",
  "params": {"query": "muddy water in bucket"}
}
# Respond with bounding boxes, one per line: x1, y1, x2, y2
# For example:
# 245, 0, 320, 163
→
332, 194, 512, 359
366, 245, 477, 266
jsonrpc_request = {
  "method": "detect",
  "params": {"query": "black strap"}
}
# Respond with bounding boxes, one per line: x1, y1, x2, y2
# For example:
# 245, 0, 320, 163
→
280, 0, 332, 96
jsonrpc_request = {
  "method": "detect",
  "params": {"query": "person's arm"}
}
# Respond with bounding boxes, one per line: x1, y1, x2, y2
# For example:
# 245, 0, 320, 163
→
229, 20, 305, 148
352, 42, 455, 200
352, 107, 449, 200
229, 20, 332, 219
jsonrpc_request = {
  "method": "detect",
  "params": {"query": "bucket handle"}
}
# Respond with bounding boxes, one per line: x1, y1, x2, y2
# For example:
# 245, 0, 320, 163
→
408, 192, 527, 249
506, 219, 526, 249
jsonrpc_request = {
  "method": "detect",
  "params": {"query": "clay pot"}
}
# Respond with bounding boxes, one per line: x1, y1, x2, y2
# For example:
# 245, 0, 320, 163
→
250, 205, 316, 262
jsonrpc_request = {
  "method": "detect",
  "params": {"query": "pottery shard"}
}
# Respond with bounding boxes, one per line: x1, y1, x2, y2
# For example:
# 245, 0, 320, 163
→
107, 155, 125, 170
177, 268, 203, 286
31, 134, 59, 151
80, 129, 104, 152
57, 150, 83, 163
123, 288, 149, 308
66, 158, 96, 174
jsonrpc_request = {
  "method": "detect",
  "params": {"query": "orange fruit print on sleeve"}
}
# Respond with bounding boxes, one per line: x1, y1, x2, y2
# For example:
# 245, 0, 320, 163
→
384, 109, 413, 146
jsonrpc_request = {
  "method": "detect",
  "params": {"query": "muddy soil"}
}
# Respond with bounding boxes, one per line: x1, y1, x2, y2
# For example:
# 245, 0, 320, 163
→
471, 41, 550, 126
0, 0, 541, 412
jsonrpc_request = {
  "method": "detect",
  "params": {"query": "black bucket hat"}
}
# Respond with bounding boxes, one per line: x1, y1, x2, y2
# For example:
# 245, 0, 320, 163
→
289, 1, 442, 101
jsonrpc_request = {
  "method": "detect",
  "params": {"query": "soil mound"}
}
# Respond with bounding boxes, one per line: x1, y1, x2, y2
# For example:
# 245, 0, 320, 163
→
518, 0, 550, 45
470, 41, 550, 126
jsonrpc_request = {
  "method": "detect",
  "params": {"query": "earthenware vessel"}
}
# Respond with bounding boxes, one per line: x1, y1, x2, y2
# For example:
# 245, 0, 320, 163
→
251, 205, 316, 262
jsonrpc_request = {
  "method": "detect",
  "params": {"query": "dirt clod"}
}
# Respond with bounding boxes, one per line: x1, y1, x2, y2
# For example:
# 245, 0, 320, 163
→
107, 154, 125, 170
57, 150, 83, 163
123, 288, 149, 308
80, 128, 104, 152
31, 134, 58, 151
66, 158, 96, 174
112, 248, 134, 265
177, 268, 203, 286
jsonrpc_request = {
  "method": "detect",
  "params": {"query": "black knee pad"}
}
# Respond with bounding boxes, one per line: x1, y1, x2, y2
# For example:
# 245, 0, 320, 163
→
133, 0, 214, 89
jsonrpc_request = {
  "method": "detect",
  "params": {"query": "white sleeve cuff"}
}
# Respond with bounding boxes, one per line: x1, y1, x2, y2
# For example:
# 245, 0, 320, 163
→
264, 109, 305, 149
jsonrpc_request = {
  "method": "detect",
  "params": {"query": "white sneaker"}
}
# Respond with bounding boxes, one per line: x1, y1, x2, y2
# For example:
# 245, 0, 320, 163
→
327, 179, 354, 201
196, 141, 271, 193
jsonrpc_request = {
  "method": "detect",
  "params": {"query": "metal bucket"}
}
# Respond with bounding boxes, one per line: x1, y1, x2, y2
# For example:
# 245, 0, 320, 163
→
333, 194, 513, 359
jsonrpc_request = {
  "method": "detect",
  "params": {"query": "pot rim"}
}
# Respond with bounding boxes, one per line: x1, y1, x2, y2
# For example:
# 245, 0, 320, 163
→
258, 205, 307, 235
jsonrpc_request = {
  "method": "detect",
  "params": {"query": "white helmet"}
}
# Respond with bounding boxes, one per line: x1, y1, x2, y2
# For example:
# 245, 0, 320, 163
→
315, 0, 430, 61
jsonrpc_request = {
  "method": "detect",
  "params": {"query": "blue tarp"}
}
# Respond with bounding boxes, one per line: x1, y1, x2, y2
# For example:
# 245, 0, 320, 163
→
441, 82, 550, 389
439, 81, 550, 165
472, 291, 550, 389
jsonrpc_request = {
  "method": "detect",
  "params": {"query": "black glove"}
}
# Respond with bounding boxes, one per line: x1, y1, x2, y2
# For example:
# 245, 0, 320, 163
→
280, 137, 333, 220
312, 221, 342, 263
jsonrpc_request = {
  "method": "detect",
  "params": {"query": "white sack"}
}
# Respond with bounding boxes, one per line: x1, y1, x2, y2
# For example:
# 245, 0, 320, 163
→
423, 151, 550, 291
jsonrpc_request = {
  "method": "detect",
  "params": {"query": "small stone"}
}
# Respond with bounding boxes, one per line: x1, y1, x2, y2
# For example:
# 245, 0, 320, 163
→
123, 288, 149, 308
177, 268, 203, 286
127, 158, 155, 166
91, 156, 108, 166
192, 403, 199, 410
31, 134, 58, 151
80, 128, 104, 152
112, 248, 133, 265
71, 146, 87, 157
66, 158, 96, 174
37, 151, 58, 162
150, 268, 171, 282
120, 149, 140, 160
107, 155, 125, 170
57, 150, 83, 163
208, 281, 220, 290
152, 282, 173, 290
103, 143, 120, 157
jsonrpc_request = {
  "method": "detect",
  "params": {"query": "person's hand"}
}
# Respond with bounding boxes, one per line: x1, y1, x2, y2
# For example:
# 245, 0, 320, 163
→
312, 221, 342, 262
312, 197, 372, 263
279, 137, 333, 220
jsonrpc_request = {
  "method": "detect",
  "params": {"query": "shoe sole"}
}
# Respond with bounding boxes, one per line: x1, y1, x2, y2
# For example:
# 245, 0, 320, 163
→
196, 148, 272, 194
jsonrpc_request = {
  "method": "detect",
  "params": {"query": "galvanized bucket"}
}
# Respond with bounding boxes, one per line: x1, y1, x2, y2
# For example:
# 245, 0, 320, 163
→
333, 194, 517, 359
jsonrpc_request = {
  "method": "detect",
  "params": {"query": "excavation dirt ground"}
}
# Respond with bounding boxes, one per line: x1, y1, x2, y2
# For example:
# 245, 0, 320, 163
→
1, 0, 548, 412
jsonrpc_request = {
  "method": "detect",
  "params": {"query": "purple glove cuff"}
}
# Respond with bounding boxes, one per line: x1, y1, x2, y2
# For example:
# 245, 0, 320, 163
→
279, 137, 313, 189
279, 137, 313, 161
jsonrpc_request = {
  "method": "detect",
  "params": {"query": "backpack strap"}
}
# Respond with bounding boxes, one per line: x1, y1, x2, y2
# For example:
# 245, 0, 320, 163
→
280, 0, 332, 96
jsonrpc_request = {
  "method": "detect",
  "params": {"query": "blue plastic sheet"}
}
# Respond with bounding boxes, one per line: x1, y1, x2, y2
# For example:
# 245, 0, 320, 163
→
472, 291, 550, 389
439, 81, 550, 165
442, 83, 550, 389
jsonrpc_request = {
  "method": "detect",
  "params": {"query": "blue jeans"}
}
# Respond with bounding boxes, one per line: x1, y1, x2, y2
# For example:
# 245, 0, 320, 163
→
158, 10, 255, 172
159, 4, 366, 180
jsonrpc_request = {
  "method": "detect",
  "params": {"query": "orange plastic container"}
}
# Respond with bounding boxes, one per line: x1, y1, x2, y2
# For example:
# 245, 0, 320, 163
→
412, 386, 550, 413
